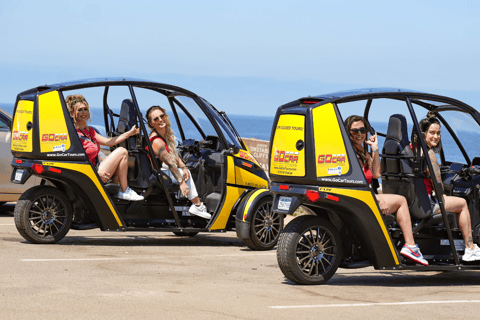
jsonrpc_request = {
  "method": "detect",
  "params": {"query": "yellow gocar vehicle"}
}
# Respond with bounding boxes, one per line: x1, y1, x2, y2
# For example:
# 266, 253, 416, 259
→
10, 78, 282, 250
270, 89, 480, 284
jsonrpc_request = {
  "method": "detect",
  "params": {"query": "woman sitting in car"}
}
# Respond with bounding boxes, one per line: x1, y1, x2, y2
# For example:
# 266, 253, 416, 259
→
145, 105, 210, 219
65, 94, 143, 201
413, 114, 480, 261
345, 115, 428, 265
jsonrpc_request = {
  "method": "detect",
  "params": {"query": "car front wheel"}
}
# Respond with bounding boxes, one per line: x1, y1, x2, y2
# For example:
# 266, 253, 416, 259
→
14, 186, 73, 244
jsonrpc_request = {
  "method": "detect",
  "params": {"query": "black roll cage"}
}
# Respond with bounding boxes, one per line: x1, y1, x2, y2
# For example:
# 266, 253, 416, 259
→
47, 78, 242, 230
310, 90, 480, 266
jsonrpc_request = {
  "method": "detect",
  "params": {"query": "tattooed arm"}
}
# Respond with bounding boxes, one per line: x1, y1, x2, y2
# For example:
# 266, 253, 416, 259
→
158, 146, 183, 182
152, 137, 189, 196
428, 149, 443, 190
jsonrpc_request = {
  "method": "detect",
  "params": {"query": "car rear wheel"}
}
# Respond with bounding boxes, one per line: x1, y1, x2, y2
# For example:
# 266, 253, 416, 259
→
14, 186, 73, 244
277, 215, 342, 285
243, 197, 283, 251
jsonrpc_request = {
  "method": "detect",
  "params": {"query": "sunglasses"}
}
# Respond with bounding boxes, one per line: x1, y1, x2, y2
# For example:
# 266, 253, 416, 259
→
350, 127, 367, 135
152, 114, 167, 122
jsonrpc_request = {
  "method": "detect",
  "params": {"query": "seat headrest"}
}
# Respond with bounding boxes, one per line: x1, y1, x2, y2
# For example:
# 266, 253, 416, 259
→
120, 99, 136, 123
386, 114, 409, 146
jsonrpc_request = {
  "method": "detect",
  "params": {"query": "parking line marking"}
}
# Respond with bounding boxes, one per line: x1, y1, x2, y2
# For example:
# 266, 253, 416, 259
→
21, 252, 275, 262
269, 300, 480, 309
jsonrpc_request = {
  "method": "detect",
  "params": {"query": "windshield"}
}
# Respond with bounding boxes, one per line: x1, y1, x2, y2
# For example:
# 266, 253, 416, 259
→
200, 98, 243, 150
436, 110, 480, 164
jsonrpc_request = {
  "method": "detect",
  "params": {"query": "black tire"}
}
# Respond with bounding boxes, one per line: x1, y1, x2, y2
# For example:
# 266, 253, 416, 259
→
243, 197, 284, 251
14, 186, 73, 244
0, 201, 6, 206
277, 215, 342, 285
173, 231, 199, 237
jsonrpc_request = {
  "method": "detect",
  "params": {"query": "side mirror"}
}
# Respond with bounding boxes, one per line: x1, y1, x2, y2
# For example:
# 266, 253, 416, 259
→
224, 147, 240, 156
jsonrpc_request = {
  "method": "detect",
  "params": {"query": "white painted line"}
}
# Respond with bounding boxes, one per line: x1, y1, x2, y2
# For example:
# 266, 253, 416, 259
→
23, 257, 135, 262
22, 252, 275, 262
0, 224, 14, 226
269, 300, 480, 309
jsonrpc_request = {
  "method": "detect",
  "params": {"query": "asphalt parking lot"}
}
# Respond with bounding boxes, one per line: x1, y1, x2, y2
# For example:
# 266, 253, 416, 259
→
1, 203, 480, 320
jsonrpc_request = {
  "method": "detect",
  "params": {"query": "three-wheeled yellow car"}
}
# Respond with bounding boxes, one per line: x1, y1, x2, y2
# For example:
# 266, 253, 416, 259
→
270, 88, 480, 284
10, 78, 282, 250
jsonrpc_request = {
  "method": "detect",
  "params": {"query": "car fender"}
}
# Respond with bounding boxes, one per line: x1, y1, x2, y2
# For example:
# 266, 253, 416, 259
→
235, 188, 271, 239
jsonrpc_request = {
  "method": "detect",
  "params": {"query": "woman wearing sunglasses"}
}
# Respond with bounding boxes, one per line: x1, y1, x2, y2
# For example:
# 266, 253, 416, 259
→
345, 115, 428, 265
65, 94, 144, 201
146, 106, 210, 219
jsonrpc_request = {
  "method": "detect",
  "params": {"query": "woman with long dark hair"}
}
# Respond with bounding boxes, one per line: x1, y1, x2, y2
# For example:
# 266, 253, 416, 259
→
345, 115, 427, 265
414, 114, 480, 261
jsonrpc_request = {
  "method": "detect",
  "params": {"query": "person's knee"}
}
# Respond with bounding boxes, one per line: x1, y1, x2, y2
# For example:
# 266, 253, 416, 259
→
399, 196, 408, 207
116, 147, 128, 158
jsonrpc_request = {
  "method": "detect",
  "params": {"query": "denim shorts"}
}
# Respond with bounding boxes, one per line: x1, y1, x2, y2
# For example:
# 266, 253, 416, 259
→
429, 195, 440, 215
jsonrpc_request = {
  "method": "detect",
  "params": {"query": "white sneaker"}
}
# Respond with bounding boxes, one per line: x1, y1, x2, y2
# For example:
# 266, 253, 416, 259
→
117, 187, 144, 201
462, 244, 480, 262
188, 203, 211, 219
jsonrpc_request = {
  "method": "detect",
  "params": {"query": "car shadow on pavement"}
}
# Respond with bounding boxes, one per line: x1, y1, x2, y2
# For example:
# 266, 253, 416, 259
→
0, 203, 15, 216
0, 203, 246, 248
282, 270, 480, 287
1, 233, 246, 248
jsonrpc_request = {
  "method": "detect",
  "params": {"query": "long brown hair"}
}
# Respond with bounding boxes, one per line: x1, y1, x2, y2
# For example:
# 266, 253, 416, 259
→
412, 112, 442, 153
344, 115, 371, 169
146, 106, 178, 163
65, 94, 90, 126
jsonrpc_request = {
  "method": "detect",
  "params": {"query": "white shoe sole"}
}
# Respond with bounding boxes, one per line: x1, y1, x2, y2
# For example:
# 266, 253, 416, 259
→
462, 255, 480, 262
188, 209, 211, 219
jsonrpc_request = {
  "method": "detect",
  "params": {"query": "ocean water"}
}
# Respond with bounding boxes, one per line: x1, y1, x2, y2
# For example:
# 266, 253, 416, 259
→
2, 102, 479, 164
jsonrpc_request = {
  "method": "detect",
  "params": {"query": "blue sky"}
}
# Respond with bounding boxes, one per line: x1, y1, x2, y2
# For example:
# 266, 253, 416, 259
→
1, 0, 479, 118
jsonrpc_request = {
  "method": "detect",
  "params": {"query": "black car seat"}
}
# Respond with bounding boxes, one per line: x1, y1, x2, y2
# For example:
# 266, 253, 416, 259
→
381, 114, 453, 228
117, 99, 152, 189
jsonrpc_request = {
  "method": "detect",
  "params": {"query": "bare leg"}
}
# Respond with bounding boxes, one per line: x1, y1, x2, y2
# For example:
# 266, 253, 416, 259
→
98, 147, 129, 192
190, 196, 201, 206
440, 195, 473, 249
376, 194, 416, 245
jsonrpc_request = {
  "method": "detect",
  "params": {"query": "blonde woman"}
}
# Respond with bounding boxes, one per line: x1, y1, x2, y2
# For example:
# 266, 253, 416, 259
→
65, 94, 143, 201
146, 105, 210, 219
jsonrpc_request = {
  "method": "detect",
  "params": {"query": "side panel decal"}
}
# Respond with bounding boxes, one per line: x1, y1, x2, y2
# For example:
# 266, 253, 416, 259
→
235, 166, 268, 189
38, 91, 71, 153
313, 104, 350, 177
234, 149, 260, 167
11, 100, 34, 152
270, 114, 305, 177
